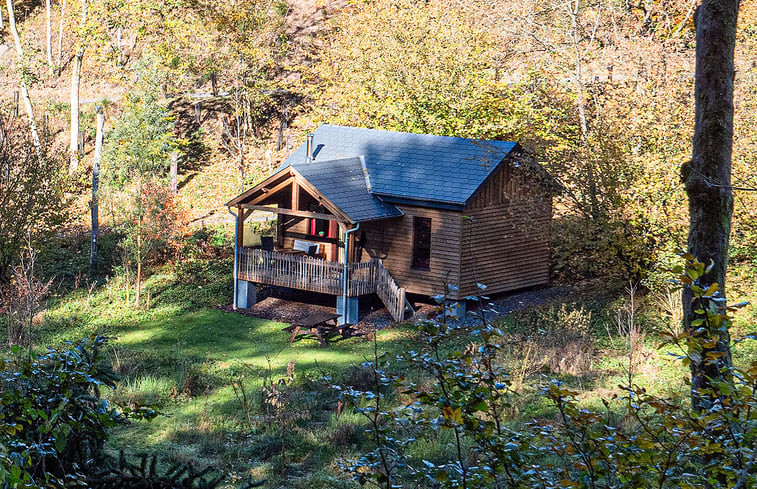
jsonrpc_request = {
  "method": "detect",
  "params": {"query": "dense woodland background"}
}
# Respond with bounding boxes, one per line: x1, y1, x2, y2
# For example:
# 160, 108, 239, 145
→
0, 0, 755, 279
1, 0, 757, 487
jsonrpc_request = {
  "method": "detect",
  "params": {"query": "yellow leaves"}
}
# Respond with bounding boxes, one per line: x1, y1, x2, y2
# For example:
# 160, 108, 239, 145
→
442, 405, 462, 425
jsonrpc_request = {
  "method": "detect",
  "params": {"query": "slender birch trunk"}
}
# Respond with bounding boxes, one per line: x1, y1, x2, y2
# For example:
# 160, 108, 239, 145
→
56, 0, 66, 67
568, 0, 600, 220
5, 0, 43, 165
45, 0, 53, 72
69, 0, 86, 174
70, 53, 81, 172
90, 106, 103, 273
170, 150, 179, 195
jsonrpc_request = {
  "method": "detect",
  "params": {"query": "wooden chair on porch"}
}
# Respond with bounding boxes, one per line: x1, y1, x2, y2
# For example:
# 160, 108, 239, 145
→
261, 236, 275, 252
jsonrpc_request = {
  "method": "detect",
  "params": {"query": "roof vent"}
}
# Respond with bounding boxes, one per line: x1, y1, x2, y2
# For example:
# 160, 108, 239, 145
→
306, 133, 315, 163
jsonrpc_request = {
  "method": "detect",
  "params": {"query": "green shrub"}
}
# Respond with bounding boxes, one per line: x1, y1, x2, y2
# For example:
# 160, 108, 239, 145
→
551, 215, 656, 282
338, 259, 757, 488
0, 336, 156, 487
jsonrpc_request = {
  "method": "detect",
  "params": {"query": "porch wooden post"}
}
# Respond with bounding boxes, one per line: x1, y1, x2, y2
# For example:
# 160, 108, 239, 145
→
291, 180, 300, 210
236, 206, 244, 249
237, 207, 251, 249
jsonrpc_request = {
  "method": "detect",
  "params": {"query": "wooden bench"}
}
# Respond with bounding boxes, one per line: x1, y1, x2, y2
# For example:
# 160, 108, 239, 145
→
282, 312, 354, 347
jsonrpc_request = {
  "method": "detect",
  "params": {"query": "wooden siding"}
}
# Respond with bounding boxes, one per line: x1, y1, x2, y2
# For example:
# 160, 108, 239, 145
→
360, 206, 462, 298
460, 165, 551, 297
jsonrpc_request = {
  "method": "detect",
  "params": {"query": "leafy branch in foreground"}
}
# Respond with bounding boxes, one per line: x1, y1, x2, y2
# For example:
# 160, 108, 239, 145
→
339, 257, 756, 488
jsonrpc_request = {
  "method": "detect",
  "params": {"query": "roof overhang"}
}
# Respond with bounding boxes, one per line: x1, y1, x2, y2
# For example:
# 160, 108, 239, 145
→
226, 168, 354, 224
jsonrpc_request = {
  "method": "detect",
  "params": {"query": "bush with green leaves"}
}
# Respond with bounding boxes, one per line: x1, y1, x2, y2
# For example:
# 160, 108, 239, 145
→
0, 336, 138, 487
338, 257, 757, 488
0, 336, 259, 489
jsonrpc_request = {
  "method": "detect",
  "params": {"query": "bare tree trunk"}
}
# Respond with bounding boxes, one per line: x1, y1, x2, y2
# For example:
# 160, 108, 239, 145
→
5, 0, 43, 165
135, 229, 141, 307
90, 106, 103, 273
135, 260, 141, 307
45, 0, 53, 72
682, 0, 739, 414
56, 0, 66, 67
170, 150, 178, 195
134, 173, 142, 308
116, 26, 123, 65
70, 51, 82, 172
69, 0, 86, 174
568, 0, 600, 220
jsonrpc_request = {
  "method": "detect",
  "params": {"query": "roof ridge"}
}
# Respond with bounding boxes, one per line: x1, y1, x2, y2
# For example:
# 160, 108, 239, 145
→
318, 123, 515, 147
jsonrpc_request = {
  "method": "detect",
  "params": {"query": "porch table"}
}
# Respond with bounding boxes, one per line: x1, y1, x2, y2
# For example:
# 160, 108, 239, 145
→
282, 312, 353, 347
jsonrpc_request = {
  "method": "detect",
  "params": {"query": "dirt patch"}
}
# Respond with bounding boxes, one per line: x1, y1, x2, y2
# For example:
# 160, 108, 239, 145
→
220, 284, 576, 336
221, 297, 333, 323
219, 286, 393, 336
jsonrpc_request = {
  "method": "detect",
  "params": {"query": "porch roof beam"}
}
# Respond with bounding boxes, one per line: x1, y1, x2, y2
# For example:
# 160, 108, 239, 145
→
240, 203, 348, 223
251, 176, 295, 204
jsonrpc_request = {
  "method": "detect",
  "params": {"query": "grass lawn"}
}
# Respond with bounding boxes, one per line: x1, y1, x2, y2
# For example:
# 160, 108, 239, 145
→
15, 271, 420, 488
3, 257, 755, 488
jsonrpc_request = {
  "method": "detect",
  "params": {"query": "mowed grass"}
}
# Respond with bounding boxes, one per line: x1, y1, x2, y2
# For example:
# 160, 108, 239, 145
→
10, 272, 419, 487
3, 258, 755, 488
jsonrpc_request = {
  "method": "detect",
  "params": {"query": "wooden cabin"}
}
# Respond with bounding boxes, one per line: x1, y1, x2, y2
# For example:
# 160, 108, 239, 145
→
227, 125, 554, 323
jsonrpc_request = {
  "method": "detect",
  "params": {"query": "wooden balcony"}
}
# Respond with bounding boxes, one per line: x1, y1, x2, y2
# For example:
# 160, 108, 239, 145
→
236, 248, 407, 320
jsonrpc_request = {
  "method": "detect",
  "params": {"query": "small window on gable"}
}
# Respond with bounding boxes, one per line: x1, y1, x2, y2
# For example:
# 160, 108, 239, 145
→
411, 217, 432, 270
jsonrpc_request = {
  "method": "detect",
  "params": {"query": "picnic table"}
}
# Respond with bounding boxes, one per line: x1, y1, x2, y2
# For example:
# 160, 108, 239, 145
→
282, 312, 354, 347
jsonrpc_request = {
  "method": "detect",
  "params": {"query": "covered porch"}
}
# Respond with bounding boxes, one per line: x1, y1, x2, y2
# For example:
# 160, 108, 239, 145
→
228, 163, 407, 323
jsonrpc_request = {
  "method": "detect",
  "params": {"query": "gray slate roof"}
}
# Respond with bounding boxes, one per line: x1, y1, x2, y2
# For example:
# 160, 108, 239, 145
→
293, 157, 403, 222
282, 125, 517, 208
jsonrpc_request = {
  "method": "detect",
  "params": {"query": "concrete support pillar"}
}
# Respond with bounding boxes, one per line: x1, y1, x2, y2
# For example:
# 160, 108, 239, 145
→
236, 279, 257, 309
336, 296, 359, 325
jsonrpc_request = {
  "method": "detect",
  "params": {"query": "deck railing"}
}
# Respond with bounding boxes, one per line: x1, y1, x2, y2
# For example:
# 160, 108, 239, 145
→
238, 249, 344, 295
237, 249, 407, 321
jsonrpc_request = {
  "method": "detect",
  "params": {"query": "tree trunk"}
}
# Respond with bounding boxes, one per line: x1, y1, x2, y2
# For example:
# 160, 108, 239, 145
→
134, 174, 142, 308
90, 107, 103, 273
170, 150, 179, 195
56, 0, 66, 67
568, 0, 600, 221
683, 0, 739, 413
135, 259, 141, 307
45, 0, 53, 72
69, 0, 86, 174
5, 0, 43, 165
70, 52, 82, 172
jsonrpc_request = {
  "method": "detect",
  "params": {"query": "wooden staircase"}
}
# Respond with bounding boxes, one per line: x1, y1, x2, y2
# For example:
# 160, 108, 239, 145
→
373, 260, 413, 322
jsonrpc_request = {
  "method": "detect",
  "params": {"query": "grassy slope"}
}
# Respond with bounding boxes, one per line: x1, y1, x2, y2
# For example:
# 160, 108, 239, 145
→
3, 251, 755, 487
20, 266, 418, 487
